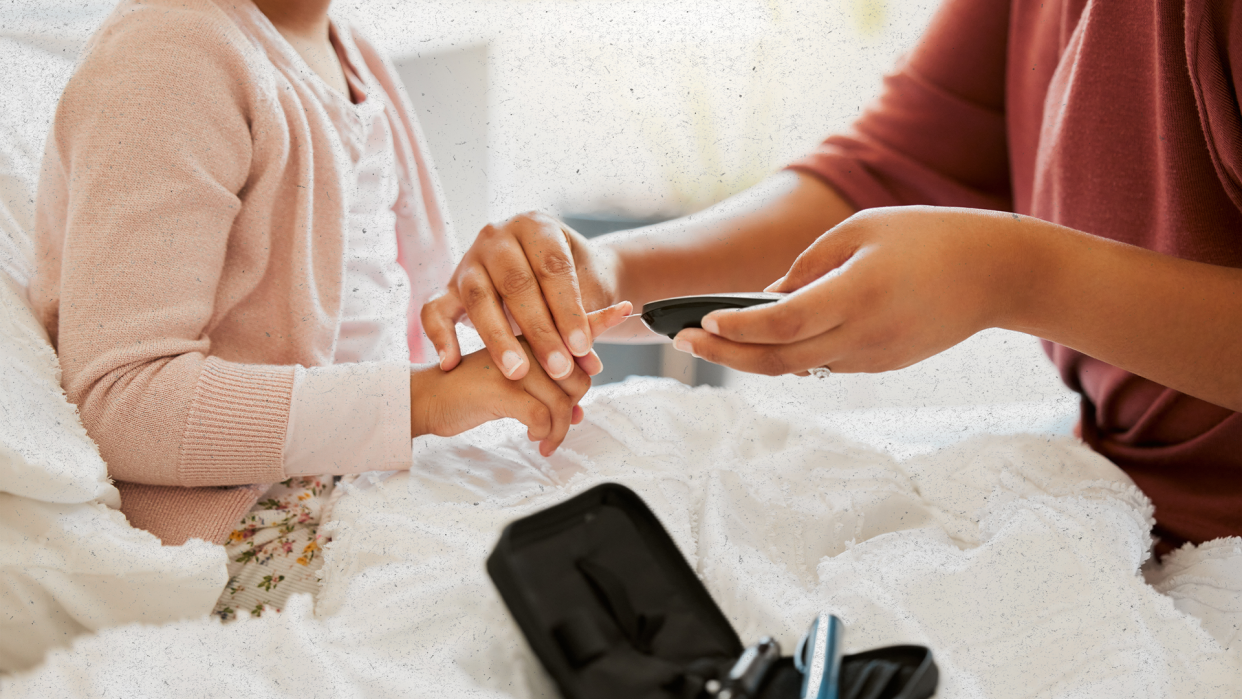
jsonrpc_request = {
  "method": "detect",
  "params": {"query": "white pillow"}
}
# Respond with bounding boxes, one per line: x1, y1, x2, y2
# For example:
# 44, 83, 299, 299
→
0, 244, 228, 675
0, 270, 116, 505
0, 160, 33, 291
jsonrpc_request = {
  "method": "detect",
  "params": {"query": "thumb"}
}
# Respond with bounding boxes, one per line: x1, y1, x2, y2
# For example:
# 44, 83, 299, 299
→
767, 228, 858, 293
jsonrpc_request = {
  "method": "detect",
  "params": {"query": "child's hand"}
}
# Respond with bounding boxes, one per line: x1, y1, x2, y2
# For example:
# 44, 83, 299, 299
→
409, 337, 591, 456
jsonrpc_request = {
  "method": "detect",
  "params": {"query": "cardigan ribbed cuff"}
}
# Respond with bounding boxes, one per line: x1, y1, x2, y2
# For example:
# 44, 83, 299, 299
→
178, 357, 296, 487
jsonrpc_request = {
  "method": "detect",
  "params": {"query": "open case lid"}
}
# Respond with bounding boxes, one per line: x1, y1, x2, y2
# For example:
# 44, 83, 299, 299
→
487, 483, 743, 699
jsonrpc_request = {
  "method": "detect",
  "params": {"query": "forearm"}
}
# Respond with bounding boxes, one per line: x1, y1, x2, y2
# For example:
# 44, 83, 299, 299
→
67, 352, 295, 487
283, 362, 414, 477
596, 171, 855, 307
1005, 217, 1242, 412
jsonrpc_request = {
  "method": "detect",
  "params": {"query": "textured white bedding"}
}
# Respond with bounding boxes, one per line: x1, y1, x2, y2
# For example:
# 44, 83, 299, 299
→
0, 264, 224, 674
4, 379, 1240, 697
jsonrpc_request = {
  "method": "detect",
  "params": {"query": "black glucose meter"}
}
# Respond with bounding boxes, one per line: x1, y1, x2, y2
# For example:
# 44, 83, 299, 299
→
639, 292, 787, 339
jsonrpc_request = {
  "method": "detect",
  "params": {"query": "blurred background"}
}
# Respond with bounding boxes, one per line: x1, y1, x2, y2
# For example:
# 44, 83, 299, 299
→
3, 0, 1078, 445
354, 0, 935, 246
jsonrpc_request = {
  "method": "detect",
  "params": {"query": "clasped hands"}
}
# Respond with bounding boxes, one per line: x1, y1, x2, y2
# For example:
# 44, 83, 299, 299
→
416, 206, 1037, 454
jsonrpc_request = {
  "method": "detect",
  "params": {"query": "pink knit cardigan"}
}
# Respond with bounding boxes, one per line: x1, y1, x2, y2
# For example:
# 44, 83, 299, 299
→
30, 0, 454, 546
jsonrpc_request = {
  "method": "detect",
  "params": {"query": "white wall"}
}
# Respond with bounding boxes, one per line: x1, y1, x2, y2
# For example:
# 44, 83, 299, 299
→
372, 0, 1079, 419
354, 0, 942, 224
395, 44, 491, 246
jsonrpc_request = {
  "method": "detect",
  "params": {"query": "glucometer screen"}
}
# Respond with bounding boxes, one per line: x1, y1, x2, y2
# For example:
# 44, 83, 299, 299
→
639, 293, 785, 340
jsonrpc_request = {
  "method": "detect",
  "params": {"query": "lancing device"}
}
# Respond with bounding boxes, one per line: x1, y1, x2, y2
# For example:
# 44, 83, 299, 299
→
716, 636, 782, 699
629, 292, 788, 340
794, 613, 843, 699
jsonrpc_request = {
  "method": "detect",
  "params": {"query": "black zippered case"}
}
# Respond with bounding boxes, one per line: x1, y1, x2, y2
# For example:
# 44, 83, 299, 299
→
487, 483, 938, 699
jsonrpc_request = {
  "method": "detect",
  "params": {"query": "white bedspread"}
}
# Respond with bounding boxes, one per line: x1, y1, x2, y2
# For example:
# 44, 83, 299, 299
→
4, 379, 1241, 697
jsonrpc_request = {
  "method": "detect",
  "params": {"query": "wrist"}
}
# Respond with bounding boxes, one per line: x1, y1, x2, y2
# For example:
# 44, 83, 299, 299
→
594, 241, 628, 307
597, 233, 657, 308
408, 363, 439, 439
991, 213, 1065, 335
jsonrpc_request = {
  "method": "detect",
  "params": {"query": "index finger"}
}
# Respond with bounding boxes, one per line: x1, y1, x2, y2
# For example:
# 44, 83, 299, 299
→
587, 301, 633, 336
513, 215, 594, 357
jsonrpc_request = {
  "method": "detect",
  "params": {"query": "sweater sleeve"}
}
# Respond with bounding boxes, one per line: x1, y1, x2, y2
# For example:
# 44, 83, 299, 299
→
282, 361, 412, 477
788, 0, 1013, 212
1184, 0, 1242, 213
43, 7, 293, 488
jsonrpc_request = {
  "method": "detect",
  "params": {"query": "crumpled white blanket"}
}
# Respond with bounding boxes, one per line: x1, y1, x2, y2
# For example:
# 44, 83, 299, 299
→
4, 379, 1240, 697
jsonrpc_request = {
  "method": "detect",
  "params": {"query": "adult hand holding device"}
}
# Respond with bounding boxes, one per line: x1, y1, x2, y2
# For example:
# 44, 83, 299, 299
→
672, 206, 1024, 377
674, 203, 1242, 415
421, 211, 626, 381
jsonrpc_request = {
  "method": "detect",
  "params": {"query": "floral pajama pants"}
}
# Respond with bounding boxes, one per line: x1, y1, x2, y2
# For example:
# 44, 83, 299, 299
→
212, 476, 337, 621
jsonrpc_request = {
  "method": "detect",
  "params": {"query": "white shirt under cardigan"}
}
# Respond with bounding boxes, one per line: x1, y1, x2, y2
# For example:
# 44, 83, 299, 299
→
281, 27, 421, 478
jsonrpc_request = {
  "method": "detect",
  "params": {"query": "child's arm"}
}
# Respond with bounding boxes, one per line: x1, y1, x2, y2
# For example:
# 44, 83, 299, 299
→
36, 9, 290, 488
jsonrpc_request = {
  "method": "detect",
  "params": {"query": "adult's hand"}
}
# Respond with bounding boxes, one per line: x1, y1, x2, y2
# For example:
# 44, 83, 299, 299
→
672, 206, 1031, 376
422, 211, 626, 381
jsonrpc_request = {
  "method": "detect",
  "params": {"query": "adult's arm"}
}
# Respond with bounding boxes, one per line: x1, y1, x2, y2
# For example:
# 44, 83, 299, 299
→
676, 206, 1242, 413
605, 0, 1014, 307
1017, 218, 1242, 413
423, 0, 1013, 370
598, 171, 855, 321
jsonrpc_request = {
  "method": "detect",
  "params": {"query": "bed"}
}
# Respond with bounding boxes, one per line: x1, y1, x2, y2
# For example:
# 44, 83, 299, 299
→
4, 370, 1241, 697
3, 8, 1241, 698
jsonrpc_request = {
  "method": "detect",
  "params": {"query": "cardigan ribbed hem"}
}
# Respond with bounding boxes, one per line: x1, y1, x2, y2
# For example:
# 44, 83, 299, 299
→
117, 481, 267, 546
178, 357, 295, 487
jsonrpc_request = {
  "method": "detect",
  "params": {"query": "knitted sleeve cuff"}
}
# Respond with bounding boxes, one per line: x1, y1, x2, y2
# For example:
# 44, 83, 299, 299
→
178, 357, 296, 487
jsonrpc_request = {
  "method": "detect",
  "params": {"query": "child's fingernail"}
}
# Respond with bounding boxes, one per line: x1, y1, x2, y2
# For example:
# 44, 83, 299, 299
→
568, 330, 589, 356
764, 276, 787, 292
673, 337, 693, 354
548, 351, 571, 378
501, 350, 523, 377
438, 351, 447, 370
701, 316, 720, 335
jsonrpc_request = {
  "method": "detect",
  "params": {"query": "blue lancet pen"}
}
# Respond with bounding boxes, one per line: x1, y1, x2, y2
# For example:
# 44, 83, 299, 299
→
795, 613, 843, 699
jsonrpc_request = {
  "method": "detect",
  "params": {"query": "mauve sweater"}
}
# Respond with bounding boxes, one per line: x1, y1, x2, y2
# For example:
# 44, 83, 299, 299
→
30, 0, 454, 546
792, 0, 1242, 550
